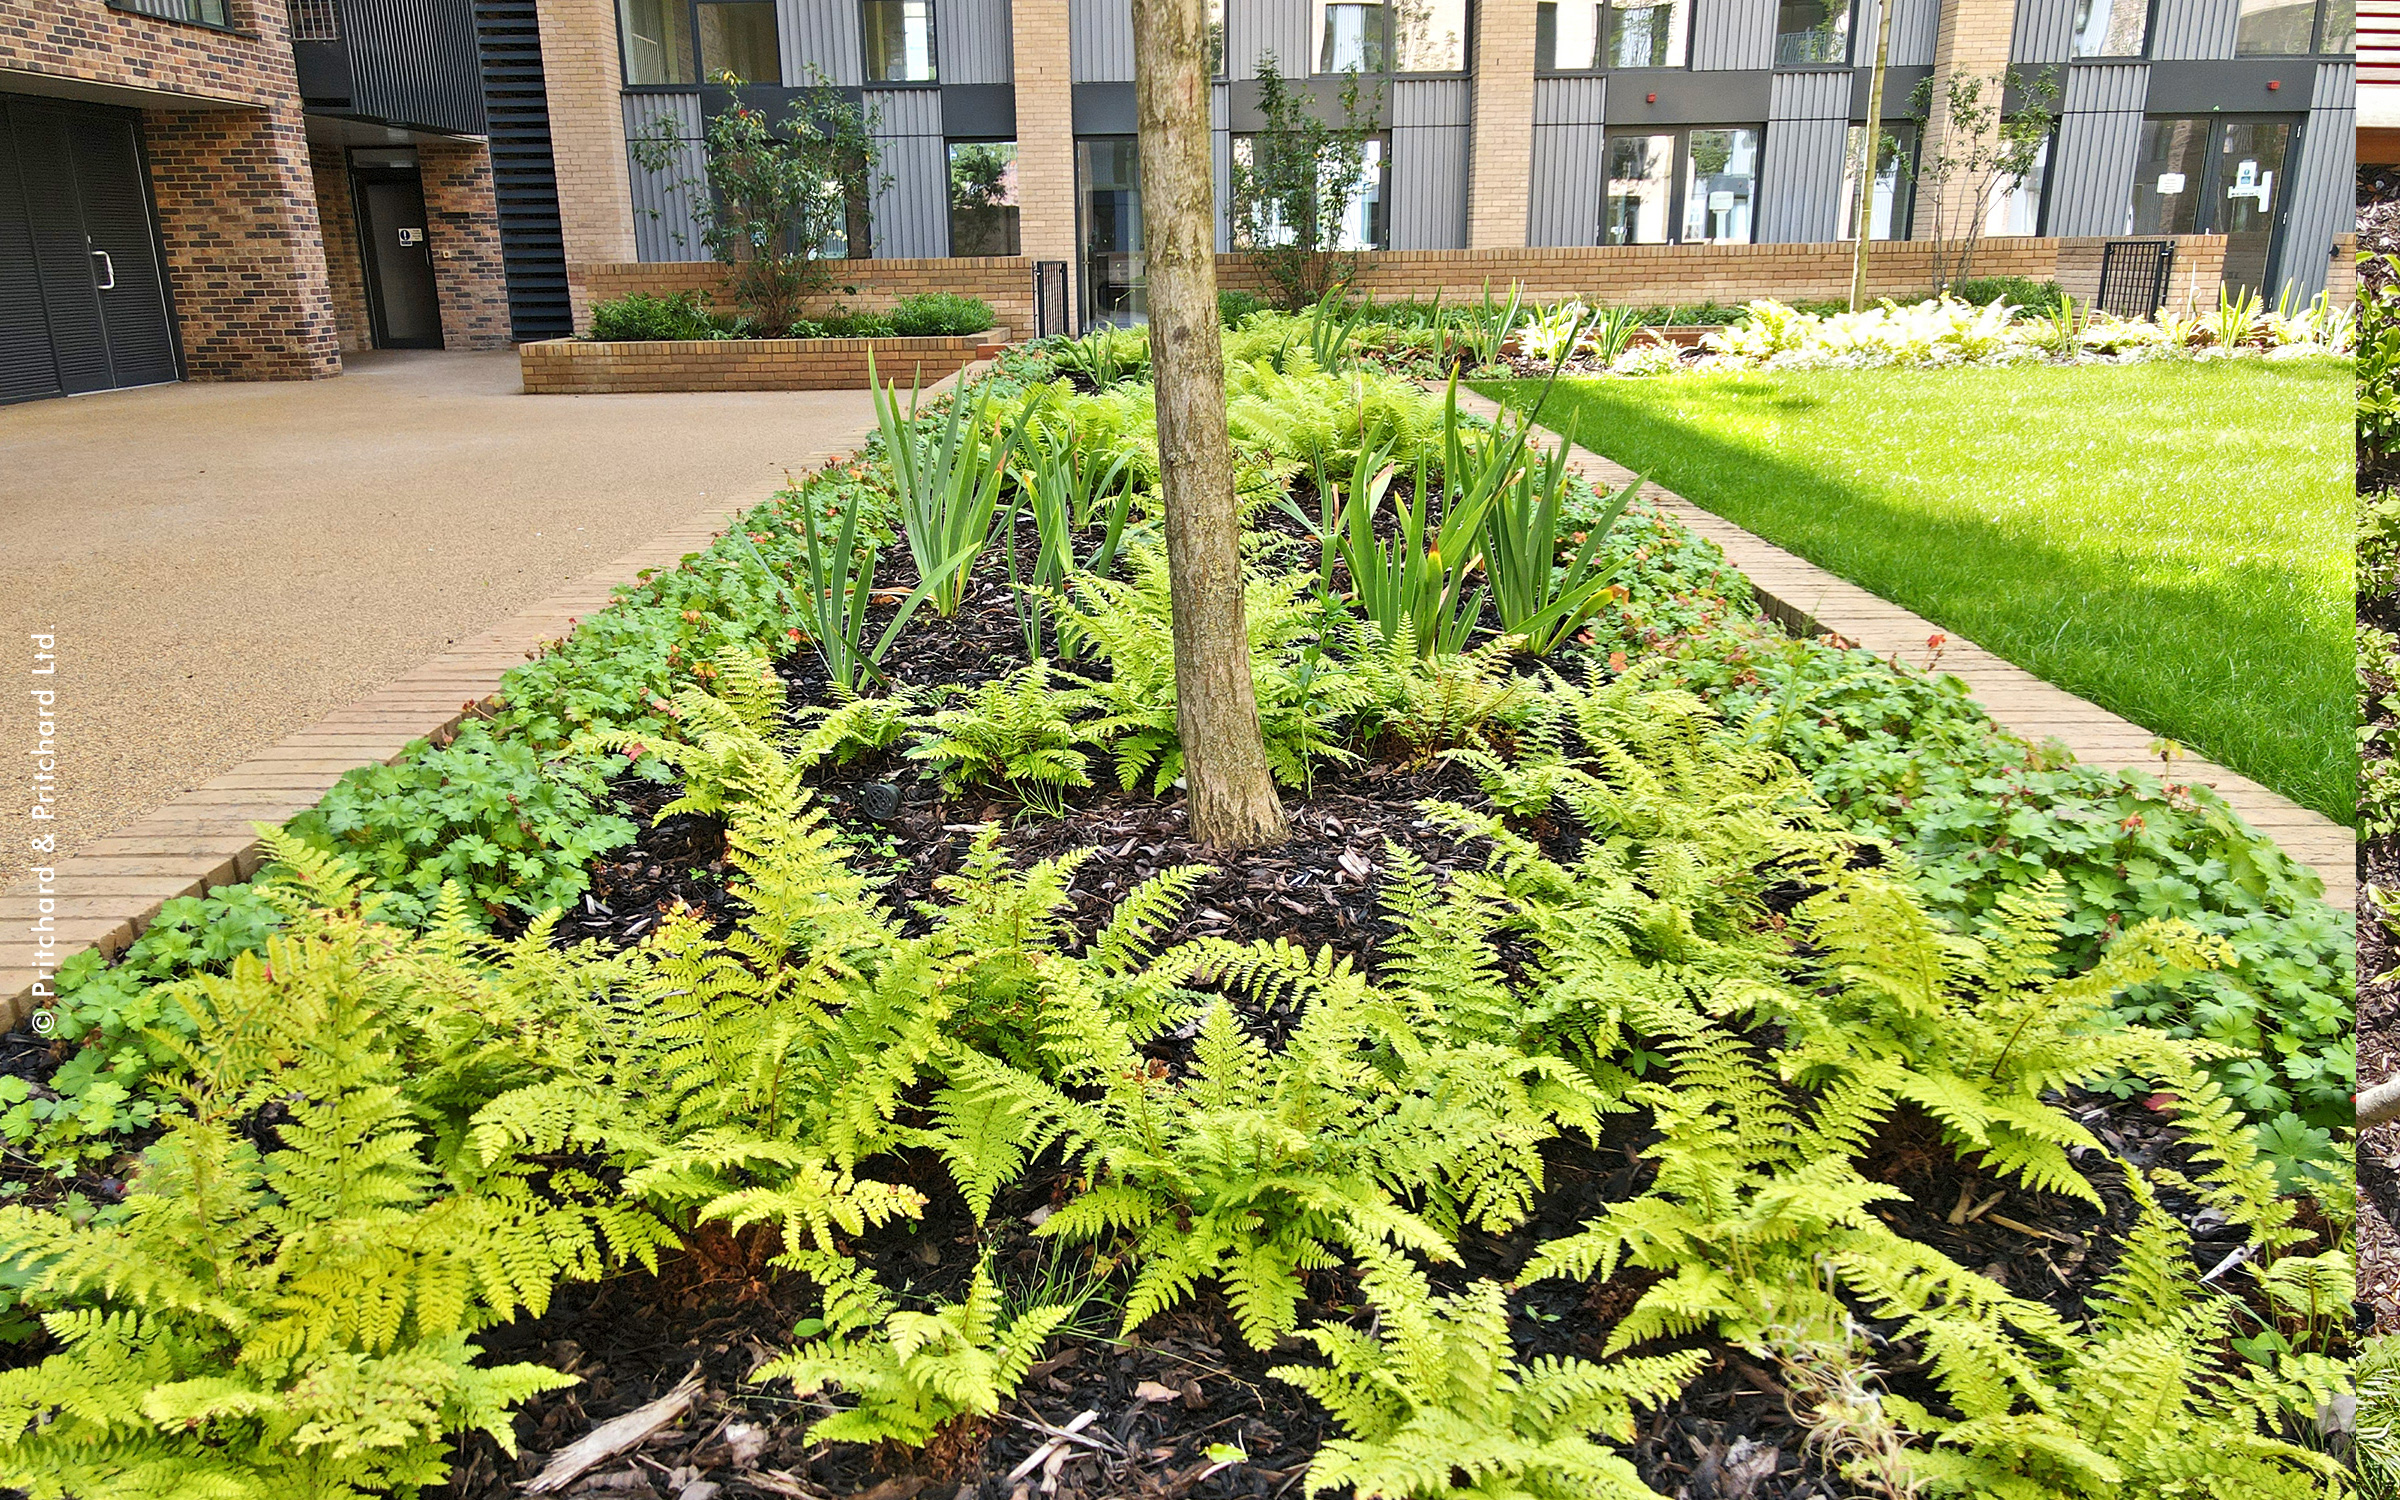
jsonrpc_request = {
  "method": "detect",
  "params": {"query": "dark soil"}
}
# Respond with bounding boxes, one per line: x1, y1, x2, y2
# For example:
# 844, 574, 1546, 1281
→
2361, 159, 2398, 1336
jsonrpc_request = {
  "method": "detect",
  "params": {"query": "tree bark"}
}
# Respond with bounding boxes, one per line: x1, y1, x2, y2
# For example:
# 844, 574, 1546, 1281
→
1849, 0, 1897, 311
1132, 0, 1289, 849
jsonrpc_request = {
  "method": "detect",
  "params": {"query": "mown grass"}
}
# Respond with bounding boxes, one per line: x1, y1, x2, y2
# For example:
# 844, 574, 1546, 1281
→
1479, 359, 2354, 821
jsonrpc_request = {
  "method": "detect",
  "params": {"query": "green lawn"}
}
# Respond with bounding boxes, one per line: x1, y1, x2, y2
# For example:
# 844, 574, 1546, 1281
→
1479, 360, 2354, 821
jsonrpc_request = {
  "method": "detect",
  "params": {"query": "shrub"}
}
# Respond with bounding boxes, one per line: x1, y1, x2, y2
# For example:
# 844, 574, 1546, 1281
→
1219, 288, 1270, 325
886, 290, 995, 337
587, 289, 729, 342
1947, 275, 2065, 314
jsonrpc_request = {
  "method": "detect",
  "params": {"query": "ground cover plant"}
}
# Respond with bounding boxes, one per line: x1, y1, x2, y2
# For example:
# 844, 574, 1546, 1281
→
0, 318, 2357, 1500
1477, 357, 2354, 823
583, 289, 996, 342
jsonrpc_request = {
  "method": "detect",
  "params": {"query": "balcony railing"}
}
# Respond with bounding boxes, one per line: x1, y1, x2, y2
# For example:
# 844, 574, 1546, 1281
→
288, 0, 342, 41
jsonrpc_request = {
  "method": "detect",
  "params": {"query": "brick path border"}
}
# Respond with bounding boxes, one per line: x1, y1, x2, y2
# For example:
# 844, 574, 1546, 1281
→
0, 365, 1000, 1027
1447, 386, 2355, 912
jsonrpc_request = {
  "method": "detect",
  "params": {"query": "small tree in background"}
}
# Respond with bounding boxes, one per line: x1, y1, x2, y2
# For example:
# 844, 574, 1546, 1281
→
1908, 67, 2060, 293
1229, 56, 1383, 310
631, 70, 886, 332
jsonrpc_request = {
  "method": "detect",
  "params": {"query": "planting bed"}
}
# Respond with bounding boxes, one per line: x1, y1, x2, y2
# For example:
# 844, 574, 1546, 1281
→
0, 320, 2358, 1500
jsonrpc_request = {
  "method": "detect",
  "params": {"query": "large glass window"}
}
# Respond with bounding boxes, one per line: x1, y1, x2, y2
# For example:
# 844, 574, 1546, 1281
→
2236, 0, 2351, 50
1986, 135, 2051, 236
1603, 126, 1755, 244
1231, 135, 1388, 249
949, 141, 1020, 255
2128, 113, 2295, 295
620, 0, 698, 84
1316, 0, 1388, 71
1838, 123, 1915, 241
863, 0, 937, 81
1391, 0, 1468, 70
1775, 0, 1850, 65
2129, 116, 2209, 235
1078, 137, 1146, 328
700, 0, 779, 80
2069, 0, 2148, 57
1538, 0, 1687, 67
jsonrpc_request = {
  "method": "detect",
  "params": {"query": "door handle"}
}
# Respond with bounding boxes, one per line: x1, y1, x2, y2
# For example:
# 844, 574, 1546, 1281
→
90, 250, 114, 290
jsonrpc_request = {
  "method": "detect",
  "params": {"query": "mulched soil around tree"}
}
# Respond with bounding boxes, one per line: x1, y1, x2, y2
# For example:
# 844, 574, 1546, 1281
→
2360, 162, 2397, 1337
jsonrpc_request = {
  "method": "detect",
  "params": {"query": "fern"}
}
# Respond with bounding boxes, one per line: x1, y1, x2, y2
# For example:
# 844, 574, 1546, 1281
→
905, 659, 1098, 810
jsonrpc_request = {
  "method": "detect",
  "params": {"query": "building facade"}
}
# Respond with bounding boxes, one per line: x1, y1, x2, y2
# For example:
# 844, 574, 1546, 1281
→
555, 0, 2358, 328
1, 0, 513, 402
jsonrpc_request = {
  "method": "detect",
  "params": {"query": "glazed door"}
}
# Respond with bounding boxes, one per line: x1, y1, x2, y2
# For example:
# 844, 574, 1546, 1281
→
2213, 118, 2294, 300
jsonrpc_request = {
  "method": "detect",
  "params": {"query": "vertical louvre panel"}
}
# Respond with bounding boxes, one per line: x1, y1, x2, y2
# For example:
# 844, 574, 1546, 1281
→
0, 104, 62, 402
1528, 78, 1606, 248
624, 93, 707, 261
1856, 0, 1940, 65
936, 0, 1013, 84
1389, 94, 1468, 251
2150, 0, 2240, 57
869, 87, 950, 255
338, 0, 488, 133
2047, 64, 2147, 235
2277, 61, 2356, 299
1690, 0, 1777, 69
473, 0, 572, 337
1757, 69, 1848, 243
1226, 0, 1310, 78
2009, 0, 2077, 63
786, 0, 866, 84
1072, 0, 1136, 81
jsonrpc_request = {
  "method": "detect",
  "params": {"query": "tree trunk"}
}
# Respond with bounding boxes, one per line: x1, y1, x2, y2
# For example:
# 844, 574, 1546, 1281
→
1848, 0, 1897, 311
1132, 0, 1290, 849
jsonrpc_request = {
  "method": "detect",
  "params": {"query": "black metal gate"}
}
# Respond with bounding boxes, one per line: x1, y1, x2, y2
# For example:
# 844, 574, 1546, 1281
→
2095, 239, 2176, 319
1032, 260, 1069, 339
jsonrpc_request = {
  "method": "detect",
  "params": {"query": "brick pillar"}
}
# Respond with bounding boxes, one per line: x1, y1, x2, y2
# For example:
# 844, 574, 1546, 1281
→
1468, 0, 1537, 249
143, 102, 341, 381
536, 0, 638, 327
419, 137, 514, 348
308, 142, 373, 354
1014, 0, 1080, 323
1910, 0, 2018, 240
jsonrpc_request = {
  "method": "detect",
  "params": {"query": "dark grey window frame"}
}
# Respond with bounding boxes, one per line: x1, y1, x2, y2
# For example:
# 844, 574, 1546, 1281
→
1773, 0, 1859, 69
616, 0, 785, 89
1309, 0, 1474, 82
1534, 0, 1695, 75
1598, 122, 1765, 246
861, 0, 940, 84
2232, 0, 2353, 56
1228, 128, 1394, 250
105, 0, 237, 32
2065, 0, 2158, 60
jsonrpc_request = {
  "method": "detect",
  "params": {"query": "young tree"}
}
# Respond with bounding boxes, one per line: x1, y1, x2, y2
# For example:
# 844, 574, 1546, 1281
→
1131, 0, 1290, 849
1907, 68, 2060, 293
1228, 56, 1383, 310
1847, 0, 1898, 311
631, 70, 885, 332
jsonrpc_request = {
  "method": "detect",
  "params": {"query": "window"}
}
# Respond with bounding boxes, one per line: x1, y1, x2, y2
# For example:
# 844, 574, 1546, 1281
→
620, 0, 697, 83
2128, 116, 2209, 234
863, 0, 937, 80
1210, 0, 1227, 75
699, 0, 780, 80
1537, 0, 1687, 69
1603, 126, 1756, 244
1231, 135, 1388, 249
1775, 0, 1851, 65
1986, 135, 2051, 235
2068, 0, 2147, 57
2236, 0, 2351, 51
949, 141, 1021, 255
1391, 0, 1468, 71
108, 0, 230, 27
1079, 137, 1146, 327
1316, 0, 1388, 71
2128, 114, 2294, 293
1838, 123, 1915, 240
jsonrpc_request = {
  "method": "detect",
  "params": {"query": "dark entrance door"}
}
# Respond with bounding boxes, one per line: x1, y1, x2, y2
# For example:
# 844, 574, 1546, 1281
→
0, 95, 178, 403
2128, 113, 2299, 302
351, 160, 444, 348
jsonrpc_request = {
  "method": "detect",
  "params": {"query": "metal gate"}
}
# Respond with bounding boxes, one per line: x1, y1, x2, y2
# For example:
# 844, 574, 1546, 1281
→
2095, 240, 2176, 319
1032, 260, 1069, 339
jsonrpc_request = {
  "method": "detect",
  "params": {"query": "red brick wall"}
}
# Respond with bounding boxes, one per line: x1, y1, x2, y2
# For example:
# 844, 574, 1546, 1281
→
419, 136, 511, 351
1215, 237, 2232, 309
143, 102, 341, 381
309, 143, 372, 354
570, 257, 1038, 337
6, 0, 340, 381
520, 333, 988, 393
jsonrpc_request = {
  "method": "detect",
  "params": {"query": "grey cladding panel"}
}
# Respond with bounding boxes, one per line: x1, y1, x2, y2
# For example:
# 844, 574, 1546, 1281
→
624, 92, 708, 262
1689, 0, 1777, 70
1768, 67, 1849, 118
1391, 77, 1471, 126
1389, 123, 1468, 249
1072, 0, 1136, 81
2047, 98, 2143, 235
2061, 59, 2150, 110
2010, 0, 2076, 64
1854, 0, 1941, 66
868, 89, 951, 256
2151, 0, 2240, 57
936, 0, 1014, 83
2279, 65, 2356, 298
1227, 0, 1311, 79
784, 0, 865, 84
1528, 121, 1607, 245
1758, 114, 1847, 241
1533, 74, 1608, 125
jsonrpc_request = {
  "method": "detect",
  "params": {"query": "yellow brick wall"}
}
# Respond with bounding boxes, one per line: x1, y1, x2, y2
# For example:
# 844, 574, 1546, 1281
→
1468, 0, 1537, 249
520, 334, 987, 392
1911, 0, 2020, 239
537, 0, 638, 324
1013, 0, 1082, 313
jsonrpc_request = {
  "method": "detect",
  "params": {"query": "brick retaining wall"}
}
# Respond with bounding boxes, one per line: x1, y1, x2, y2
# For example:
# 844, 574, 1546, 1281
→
519, 334, 990, 393
569, 257, 1037, 337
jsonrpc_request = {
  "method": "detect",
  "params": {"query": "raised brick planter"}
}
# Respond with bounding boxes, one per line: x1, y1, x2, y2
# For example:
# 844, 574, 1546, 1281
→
519, 333, 999, 394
